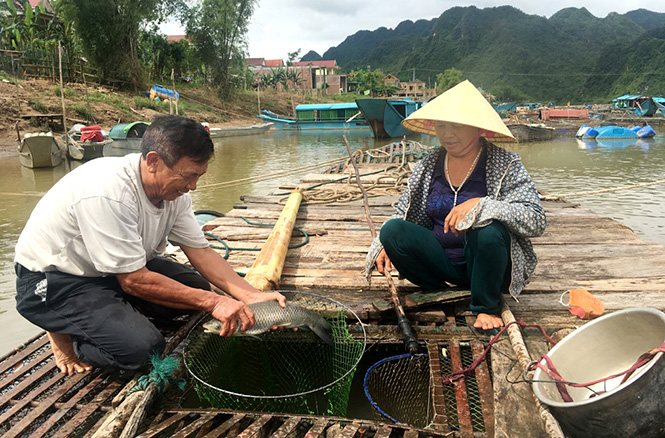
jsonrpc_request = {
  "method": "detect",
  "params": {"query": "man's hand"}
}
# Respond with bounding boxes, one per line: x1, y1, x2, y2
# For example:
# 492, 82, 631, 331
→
242, 290, 287, 308
48, 332, 93, 377
375, 249, 392, 274
211, 296, 256, 337
444, 198, 481, 236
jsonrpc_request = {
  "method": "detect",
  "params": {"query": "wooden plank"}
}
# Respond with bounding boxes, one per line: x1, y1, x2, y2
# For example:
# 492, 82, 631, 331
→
4, 373, 87, 438
303, 418, 329, 438
492, 338, 549, 438
524, 276, 665, 293
448, 340, 473, 438
340, 423, 359, 438
172, 414, 217, 438
0, 349, 54, 391
51, 380, 123, 438
236, 414, 272, 438
471, 342, 494, 438
373, 425, 393, 438
136, 412, 189, 438
0, 360, 57, 406
403, 289, 471, 309
30, 373, 110, 437
270, 417, 301, 438
0, 334, 49, 374
201, 414, 245, 438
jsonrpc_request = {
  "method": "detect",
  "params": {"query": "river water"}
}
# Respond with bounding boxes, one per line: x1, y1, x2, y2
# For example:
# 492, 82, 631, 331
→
1, 127, 664, 356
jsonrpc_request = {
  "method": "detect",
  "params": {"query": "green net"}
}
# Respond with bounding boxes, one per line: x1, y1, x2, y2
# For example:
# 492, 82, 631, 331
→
184, 292, 365, 416
364, 353, 434, 428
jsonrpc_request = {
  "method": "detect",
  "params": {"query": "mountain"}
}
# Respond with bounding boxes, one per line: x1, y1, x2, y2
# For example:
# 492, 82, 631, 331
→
624, 9, 665, 30
310, 6, 665, 101
300, 50, 322, 62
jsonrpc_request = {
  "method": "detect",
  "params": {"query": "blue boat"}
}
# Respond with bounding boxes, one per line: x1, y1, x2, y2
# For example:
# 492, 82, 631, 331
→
257, 103, 370, 131
630, 125, 656, 138
355, 98, 424, 139
595, 125, 639, 140
611, 95, 665, 117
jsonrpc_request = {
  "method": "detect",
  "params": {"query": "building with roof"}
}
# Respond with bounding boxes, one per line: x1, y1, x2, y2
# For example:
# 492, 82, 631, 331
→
247, 58, 347, 94
265, 59, 283, 68
396, 79, 426, 97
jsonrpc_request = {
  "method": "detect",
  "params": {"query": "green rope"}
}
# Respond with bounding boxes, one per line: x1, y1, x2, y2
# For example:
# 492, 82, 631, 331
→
205, 216, 309, 259
128, 354, 185, 395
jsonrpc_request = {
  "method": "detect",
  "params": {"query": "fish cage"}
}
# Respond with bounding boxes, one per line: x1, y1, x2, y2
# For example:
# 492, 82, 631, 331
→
184, 291, 366, 417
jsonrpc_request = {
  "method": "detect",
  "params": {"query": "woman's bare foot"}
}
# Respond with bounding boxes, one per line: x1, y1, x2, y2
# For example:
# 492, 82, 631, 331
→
474, 313, 504, 330
47, 332, 93, 377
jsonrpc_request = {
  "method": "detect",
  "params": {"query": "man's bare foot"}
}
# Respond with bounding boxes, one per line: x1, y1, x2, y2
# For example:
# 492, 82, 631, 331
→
474, 313, 504, 331
47, 332, 93, 377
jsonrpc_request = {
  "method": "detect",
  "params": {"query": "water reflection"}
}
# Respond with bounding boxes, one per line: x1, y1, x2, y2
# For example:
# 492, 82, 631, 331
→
1, 127, 664, 355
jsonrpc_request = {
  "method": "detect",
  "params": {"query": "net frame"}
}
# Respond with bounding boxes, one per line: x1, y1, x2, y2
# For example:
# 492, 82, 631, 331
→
183, 291, 366, 412
363, 353, 436, 427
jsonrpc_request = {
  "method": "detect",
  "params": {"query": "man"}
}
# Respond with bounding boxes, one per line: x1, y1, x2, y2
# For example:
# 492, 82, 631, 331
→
15, 115, 284, 376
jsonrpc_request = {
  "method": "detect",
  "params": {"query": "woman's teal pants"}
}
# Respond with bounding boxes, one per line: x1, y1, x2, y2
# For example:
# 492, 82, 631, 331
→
379, 219, 510, 315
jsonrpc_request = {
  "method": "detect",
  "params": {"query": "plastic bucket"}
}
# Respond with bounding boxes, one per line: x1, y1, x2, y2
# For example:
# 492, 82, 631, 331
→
532, 308, 665, 438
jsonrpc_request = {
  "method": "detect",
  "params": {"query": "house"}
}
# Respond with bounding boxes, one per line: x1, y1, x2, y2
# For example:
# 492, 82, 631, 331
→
290, 60, 347, 94
265, 59, 284, 68
397, 79, 426, 97
246, 58, 267, 68
383, 74, 400, 88
166, 35, 188, 43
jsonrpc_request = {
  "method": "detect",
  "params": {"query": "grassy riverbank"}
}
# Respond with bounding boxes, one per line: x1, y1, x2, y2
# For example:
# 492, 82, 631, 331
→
0, 75, 361, 156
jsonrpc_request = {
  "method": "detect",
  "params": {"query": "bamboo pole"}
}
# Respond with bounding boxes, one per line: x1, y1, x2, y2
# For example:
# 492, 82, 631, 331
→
501, 303, 565, 438
243, 189, 303, 291
58, 42, 67, 152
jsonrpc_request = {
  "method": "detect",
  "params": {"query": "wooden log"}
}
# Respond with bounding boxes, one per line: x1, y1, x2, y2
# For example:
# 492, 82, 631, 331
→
500, 304, 564, 438
243, 189, 303, 291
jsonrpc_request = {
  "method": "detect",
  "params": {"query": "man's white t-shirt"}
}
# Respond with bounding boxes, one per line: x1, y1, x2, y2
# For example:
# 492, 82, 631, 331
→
15, 153, 209, 277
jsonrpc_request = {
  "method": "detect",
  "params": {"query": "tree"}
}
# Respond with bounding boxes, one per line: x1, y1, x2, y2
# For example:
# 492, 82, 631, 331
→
55, 0, 186, 89
348, 68, 385, 95
490, 79, 529, 102
436, 68, 462, 94
186, 0, 256, 99
286, 49, 301, 66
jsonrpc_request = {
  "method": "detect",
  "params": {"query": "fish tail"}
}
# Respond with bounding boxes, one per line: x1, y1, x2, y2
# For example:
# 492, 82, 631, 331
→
309, 320, 334, 347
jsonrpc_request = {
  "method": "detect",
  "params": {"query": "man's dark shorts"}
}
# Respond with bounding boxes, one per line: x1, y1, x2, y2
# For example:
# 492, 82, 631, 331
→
15, 257, 210, 371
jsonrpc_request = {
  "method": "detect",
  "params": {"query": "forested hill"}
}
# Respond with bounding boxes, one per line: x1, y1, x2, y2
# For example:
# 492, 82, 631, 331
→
305, 6, 665, 102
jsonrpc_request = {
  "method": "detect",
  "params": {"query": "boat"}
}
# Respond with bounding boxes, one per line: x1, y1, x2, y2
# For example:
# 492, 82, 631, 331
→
103, 121, 150, 157
257, 103, 370, 131
501, 123, 555, 142
594, 125, 639, 140
355, 98, 424, 139
207, 122, 273, 139
540, 108, 589, 120
611, 95, 665, 117
630, 125, 656, 139
18, 132, 63, 168
65, 125, 111, 161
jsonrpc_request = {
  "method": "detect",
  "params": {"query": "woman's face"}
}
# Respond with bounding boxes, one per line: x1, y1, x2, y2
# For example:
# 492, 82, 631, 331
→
434, 122, 482, 156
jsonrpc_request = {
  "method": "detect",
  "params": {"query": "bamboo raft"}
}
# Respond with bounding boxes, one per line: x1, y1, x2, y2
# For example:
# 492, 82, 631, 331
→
4, 143, 665, 437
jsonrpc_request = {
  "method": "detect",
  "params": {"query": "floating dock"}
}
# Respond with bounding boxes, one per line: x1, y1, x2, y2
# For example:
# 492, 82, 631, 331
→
3, 143, 665, 437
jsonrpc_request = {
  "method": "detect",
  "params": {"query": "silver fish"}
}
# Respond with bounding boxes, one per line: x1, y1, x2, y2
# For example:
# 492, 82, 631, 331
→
202, 300, 334, 347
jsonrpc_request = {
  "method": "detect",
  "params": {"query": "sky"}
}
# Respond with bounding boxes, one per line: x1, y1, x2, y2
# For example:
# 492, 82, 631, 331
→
160, 1, 665, 61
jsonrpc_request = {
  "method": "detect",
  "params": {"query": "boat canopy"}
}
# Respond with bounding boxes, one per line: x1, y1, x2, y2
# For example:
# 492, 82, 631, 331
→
295, 103, 358, 111
109, 121, 150, 140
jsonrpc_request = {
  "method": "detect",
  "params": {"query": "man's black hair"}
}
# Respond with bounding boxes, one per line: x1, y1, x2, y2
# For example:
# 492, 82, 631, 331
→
141, 115, 213, 167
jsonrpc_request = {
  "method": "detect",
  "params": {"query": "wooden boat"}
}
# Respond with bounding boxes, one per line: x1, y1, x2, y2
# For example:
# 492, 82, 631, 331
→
258, 103, 370, 131
540, 108, 589, 120
208, 122, 273, 139
355, 98, 424, 139
611, 95, 665, 117
18, 132, 63, 168
498, 124, 555, 142
65, 133, 111, 161
103, 121, 149, 157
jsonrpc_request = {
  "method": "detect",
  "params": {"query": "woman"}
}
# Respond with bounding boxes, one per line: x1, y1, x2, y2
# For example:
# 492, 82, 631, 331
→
365, 80, 546, 330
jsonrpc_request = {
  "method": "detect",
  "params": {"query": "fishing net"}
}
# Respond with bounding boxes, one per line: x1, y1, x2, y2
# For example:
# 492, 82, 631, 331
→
184, 291, 365, 416
364, 353, 434, 428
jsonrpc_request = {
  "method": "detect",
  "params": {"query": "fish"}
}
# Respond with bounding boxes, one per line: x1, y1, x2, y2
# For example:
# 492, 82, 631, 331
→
202, 300, 334, 347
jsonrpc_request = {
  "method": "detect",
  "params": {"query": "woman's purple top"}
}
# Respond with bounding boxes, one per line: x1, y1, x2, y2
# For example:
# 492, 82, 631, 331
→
426, 149, 488, 262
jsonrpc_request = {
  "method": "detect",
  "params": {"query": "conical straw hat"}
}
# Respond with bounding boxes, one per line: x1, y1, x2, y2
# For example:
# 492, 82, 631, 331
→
402, 80, 515, 141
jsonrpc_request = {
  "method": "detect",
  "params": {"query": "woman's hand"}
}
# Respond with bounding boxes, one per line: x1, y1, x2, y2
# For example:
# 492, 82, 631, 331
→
444, 198, 481, 236
375, 249, 392, 274
241, 290, 287, 308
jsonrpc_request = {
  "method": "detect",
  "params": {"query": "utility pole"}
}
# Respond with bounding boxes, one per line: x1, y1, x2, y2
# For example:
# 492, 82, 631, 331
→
412, 68, 416, 82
